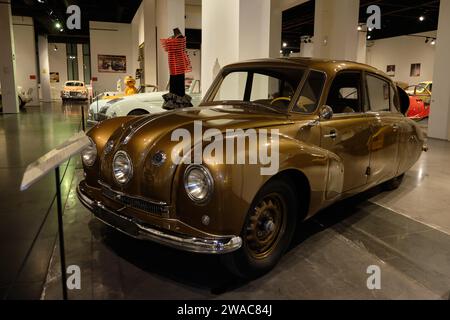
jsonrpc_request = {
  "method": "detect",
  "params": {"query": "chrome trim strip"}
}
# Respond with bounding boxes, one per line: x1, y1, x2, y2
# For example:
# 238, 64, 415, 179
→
98, 180, 167, 206
122, 112, 169, 145
77, 185, 242, 254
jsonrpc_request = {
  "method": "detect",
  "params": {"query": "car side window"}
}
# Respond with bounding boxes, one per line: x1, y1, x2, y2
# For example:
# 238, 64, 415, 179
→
326, 72, 362, 114
292, 71, 326, 113
366, 75, 391, 112
389, 85, 399, 112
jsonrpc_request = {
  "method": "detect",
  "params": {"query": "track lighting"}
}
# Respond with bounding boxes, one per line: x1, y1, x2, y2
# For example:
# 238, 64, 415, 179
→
419, 16, 425, 22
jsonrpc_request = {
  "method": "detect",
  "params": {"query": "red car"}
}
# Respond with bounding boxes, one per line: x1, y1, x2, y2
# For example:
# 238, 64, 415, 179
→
405, 84, 431, 120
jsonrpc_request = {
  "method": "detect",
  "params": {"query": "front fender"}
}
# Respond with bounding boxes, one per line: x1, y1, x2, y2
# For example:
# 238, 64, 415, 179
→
85, 116, 138, 187
171, 134, 342, 236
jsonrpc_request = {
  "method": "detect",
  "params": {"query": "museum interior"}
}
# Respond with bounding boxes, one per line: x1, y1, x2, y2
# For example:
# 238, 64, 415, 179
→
1, 0, 450, 301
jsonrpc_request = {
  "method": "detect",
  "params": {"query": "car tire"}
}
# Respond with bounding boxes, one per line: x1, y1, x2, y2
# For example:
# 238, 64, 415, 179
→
383, 174, 405, 191
221, 178, 298, 279
128, 109, 149, 116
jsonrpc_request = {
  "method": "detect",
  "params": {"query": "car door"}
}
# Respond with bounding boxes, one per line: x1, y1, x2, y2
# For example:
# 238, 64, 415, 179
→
365, 73, 401, 185
320, 71, 373, 193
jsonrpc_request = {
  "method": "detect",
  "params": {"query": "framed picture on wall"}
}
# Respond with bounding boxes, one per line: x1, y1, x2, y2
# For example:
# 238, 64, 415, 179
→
410, 63, 421, 77
386, 65, 395, 77
50, 72, 60, 83
98, 55, 127, 73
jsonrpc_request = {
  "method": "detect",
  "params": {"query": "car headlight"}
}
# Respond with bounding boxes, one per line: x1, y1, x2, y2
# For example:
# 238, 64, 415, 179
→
113, 151, 133, 184
184, 165, 214, 203
81, 138, 97, 167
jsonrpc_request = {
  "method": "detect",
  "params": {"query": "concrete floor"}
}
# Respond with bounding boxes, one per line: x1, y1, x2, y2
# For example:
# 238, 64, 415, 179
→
1, 103, 450, 300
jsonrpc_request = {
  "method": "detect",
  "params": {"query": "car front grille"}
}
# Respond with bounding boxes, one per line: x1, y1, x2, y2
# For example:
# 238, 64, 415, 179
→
100, 182, 169, 217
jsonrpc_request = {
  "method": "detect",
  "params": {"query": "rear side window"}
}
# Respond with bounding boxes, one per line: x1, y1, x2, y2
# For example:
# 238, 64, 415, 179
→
366, 75, 391, 112
292, 71, 326, 113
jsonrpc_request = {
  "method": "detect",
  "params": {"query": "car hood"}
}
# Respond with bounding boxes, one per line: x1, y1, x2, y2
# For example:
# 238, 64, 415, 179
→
98, 105, 293, 201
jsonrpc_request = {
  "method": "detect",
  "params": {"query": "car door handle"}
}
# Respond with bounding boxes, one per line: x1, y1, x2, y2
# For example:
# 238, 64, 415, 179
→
324, 130, 337, 139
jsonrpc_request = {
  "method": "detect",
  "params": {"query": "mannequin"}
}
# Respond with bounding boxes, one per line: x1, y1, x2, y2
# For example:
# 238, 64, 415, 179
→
160, 28, 193, 109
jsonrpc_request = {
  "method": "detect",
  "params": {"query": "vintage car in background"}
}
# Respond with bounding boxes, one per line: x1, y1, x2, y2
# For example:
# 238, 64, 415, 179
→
61, 81, 88, 102
405, 84, 432, 120
87, 80, 201, 126
78, 58, 426, 278
0, 85, 33, 111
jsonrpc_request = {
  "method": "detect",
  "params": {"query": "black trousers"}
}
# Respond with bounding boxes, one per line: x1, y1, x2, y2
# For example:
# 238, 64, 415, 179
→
169, 74, 185, 97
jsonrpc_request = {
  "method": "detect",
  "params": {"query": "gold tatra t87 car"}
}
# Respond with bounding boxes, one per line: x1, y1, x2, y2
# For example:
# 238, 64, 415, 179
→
77, 58, 426, 278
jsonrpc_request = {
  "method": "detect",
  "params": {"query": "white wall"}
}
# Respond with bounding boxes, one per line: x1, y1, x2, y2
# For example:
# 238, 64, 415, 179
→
48, 43, 68, 100
367, 31, 437, 85
186, 4, 201, 29
89, 21, 133, 93
186, 49, 201, 81
12, 16, 38, 105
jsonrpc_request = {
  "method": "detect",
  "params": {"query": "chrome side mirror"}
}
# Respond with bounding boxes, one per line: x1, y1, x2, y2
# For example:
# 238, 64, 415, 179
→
319, 105, 333, 120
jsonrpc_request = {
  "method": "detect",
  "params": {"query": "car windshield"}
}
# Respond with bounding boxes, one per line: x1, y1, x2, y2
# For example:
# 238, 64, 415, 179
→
204, 67, 305, 113
66, 82, 84, 87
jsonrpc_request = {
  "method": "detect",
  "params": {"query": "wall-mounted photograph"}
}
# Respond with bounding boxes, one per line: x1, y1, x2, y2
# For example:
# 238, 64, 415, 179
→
98, 54, 126, 73
386, 65, 396, 77
410, 63, 421, 77
50, 72, 60, 83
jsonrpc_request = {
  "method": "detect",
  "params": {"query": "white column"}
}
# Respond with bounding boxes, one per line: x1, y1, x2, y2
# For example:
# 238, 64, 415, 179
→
356, 26, 367, 64
313, 0, 360, 61
0, 2, 19, 113
144, 0, 157, 86
77, 44, 84, 81
300, 41, 314, 57
429, 0, 450, 141
38, 35, 52, 102
156, 0, 185, 90
201, 0, 281, 95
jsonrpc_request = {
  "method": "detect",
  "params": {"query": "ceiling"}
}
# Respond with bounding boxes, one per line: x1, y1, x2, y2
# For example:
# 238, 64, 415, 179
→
11, 0, 440, 49
282, 0, 441, 52
12, 0, 142, 43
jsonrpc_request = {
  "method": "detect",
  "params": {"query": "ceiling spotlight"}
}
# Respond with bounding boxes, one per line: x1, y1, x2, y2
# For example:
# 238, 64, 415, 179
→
53, 45, 58, 51
419, 16, 425, 22
280, 50, 283, 54
37, 0, 45, 3
283, 42, 287, 48
357, 25, 362, 31
431, 39, 436, 45
55, 22, 61, 29
367, 35, 371, 40
368, 27, 373, 32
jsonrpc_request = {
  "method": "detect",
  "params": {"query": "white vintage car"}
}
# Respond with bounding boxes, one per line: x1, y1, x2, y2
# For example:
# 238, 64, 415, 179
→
87, 80, 201, 126
0, 85, 33, 110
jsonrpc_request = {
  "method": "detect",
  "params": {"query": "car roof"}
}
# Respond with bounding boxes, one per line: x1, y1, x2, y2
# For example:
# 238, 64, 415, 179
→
65, 81, 84, 84
224, 57, 387, 78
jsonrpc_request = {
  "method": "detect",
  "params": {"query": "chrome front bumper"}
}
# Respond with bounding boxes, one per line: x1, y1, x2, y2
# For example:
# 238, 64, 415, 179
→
76, 185, 242, 254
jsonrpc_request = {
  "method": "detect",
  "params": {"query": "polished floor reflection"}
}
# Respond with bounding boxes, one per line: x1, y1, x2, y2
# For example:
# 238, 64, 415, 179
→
0, 102, 86, 299
1, 104, 450, 299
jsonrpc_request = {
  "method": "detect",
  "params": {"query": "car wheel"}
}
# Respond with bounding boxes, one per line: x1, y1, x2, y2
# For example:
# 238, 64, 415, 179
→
128, 109, 149, 116
221, 178, 298, 279
383, 174, 405, 191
